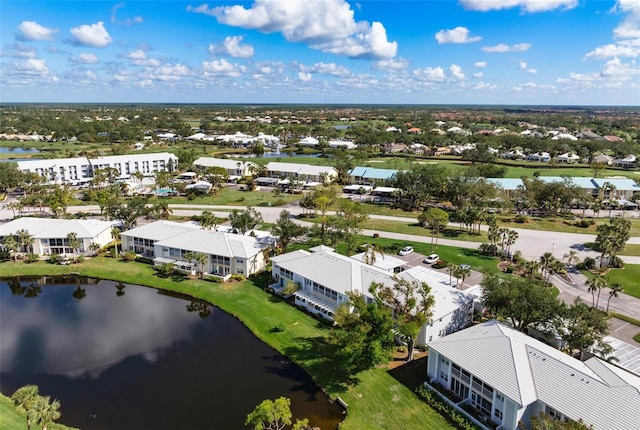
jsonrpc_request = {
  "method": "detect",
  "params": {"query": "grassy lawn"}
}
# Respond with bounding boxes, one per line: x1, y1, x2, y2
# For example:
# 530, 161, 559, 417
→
618, 244, 640, 256
155, 186, 300, 207
497, 215, 640, 237
605, 264, 640, 299
0, 257, 454, 430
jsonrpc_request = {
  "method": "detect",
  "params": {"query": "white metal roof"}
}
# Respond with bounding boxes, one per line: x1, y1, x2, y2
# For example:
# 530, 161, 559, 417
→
429, 320, 640, 429
271, 249, 475, 321
0, 217, 116, 239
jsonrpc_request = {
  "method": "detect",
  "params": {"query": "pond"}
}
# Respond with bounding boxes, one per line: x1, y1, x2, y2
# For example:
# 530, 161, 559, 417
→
0, 147, 41, 154
0, 276, 343, 430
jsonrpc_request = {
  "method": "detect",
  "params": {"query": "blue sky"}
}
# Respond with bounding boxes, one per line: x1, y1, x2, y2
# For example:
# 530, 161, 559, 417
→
1, 0, 639, 105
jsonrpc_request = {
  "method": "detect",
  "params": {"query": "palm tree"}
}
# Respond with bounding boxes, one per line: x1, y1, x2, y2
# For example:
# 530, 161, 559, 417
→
17, 229, 34, 255
5, 234, 20, 261
66, 232, 81, 263
199, 210, 220, 230
505, 229, 519, 258
88, 241, 101, 256
153, 202, 172, 220
111, 226, 121, 259
458, 265, 471, 288
586, 275, 606, 308
195, 253, 208, 277
33, 395, 61, 430
562, 250, 580, 268
523, 260, 541, 279
447, 263, 456, 287
590, 197, 604, 219
11, 385, 40, 430
363, 243, 384, 266
539, 252, 555, 280
183, 251, 196, 274
606, 283, 623, 313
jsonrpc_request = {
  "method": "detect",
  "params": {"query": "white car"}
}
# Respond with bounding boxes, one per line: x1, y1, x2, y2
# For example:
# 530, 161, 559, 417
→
398, 246, 414, 256
423, 254, 439, 264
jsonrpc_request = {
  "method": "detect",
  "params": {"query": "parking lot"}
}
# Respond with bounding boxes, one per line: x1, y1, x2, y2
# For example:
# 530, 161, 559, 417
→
393, 249, 483, 290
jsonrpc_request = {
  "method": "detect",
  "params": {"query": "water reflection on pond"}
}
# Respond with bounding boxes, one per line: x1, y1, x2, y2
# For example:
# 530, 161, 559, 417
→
0, 276, 343, 430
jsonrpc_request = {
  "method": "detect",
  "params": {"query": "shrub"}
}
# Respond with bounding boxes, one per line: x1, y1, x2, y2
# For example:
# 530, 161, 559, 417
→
505, 266, 514, 274
49, 254, 61, 264
26, 253, 40, 263
270, 324, 286, 333
77, 255, 85, 263
576, 219, 591, 228
230, 274, 246, 281
582, 256, 598, 270
478, 243, 497, 256
514, 215, 528, 223
122, 251, 137, 262
186, 191, 197, 200
432, 260, 448, 269
372, 233, 380, 238
609, 255, 624, 268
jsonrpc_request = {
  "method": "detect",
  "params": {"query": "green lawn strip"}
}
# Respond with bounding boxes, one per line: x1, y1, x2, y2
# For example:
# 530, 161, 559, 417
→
608, 312, 640, 327
616, 244, 640, 257
353, 236, 502, 275
604, 264, 640, 299
299, 215, 487, 244
0, 258, 454, 430
0, 393, 79, 430
148, 187, 299, 207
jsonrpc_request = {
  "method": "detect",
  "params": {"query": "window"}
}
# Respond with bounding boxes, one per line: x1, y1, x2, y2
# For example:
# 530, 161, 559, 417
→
546, 406, 564, 421
494, 408, 503, 420
439, 371, 448, 382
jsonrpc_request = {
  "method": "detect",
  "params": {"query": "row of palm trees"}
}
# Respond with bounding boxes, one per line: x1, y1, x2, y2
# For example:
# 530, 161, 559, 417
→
3, 229, 101, 263
586, 274, 624, 312
10, 385, 61, 430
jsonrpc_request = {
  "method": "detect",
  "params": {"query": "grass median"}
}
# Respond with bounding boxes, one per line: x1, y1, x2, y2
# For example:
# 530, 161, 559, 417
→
0, 257, 454, 430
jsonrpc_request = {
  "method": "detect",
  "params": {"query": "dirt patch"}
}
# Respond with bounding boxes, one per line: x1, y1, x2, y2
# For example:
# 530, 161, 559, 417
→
388, 349, 428, 370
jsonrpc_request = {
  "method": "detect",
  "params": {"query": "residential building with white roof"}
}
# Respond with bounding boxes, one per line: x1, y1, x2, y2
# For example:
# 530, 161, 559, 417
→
0, 217, 117, 256
17, 152, 179, 185
120, 220, 269, 278
270, 247, 476, 344
427, 320, 640, 430
193, 157, 258, 178
264, 162, 337, 184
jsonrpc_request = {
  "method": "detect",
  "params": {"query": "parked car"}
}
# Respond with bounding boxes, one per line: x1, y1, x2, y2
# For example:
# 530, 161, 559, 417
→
423, 254, 439, 264
459, 264, 471, 270
398, 246, 414, 256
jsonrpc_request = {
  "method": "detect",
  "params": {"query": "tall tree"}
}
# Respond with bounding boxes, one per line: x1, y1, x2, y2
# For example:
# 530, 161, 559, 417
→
11, 385, 40, 430
245, 397, 293, 430
371, 277, 435, 361
418, 207, 449, 251
66, 232, 81, 263
111, 226, 121, 259
270, 210, 307, 254
229, 207, 264, 235
555, 297, 611, 359
331, 289, 395, 372
595, 218, 631, 267
481, 274, 562, 332
33, 395, 61, 430
606, 282, 623, 313
586, 275, 607, 308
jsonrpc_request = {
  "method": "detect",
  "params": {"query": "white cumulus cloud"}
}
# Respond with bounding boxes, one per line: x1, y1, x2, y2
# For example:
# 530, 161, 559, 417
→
17, 21, 58, 41
298, 72, 312, 81
435, 27, 481, 44
125, 49, 160, 66
301, 62, 351, 76
483, 43, 531, 53
187, 0, 397, 60
584, 42, 640, 59
70, 22, 113, 47
373, 58, 410, 71
612, 0, 640, 40
412, 66, 446, 82
209, 36, 254, 58
459, 0, 578, 13
450, 64, 466, 80
202, 58, 245, 76
600, 56, 640, 77
111, 2, 143, 26
474, 61, 487, 67
73, 53, 99, 64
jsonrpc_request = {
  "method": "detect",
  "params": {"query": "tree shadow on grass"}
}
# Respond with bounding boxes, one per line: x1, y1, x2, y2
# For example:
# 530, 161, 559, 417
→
281, 336, 360, 394
387, 355, 429, 392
